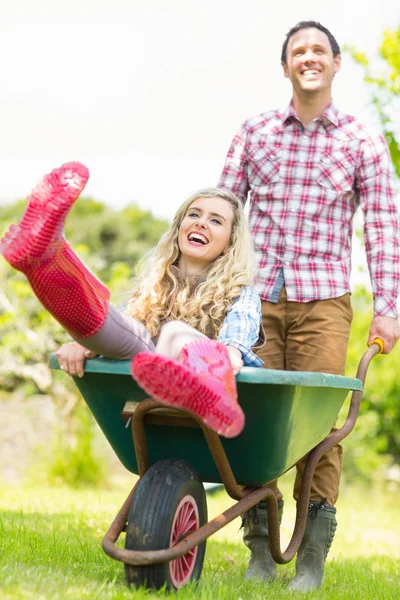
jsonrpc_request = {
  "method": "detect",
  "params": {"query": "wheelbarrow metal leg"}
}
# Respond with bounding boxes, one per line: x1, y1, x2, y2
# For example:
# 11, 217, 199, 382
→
102, 484, 281, 566
130, 396, 248, 501
102, 479, 140, 551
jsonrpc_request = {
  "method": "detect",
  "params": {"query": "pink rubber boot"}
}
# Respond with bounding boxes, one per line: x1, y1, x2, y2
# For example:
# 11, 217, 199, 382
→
131, 339, 245, 438
0, 162, 110, 338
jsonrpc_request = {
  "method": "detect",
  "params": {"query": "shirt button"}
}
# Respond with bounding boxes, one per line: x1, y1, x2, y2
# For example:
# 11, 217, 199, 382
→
287, 234, 293, 239
285, 262, 290, 266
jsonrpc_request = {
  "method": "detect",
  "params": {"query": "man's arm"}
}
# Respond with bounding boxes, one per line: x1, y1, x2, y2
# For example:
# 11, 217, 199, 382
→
358, 133, 400, 353
217, 122, 250, 204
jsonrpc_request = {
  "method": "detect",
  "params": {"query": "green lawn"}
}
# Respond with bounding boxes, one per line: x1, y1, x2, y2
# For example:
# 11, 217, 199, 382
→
0, 474, 399, 599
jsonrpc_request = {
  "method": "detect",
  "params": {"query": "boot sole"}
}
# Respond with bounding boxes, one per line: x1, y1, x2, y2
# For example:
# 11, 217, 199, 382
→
131, 353, 244, 438
0, 162, 89, 268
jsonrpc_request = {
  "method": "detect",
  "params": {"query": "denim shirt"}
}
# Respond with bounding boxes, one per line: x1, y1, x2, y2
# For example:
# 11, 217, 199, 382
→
218, 286, 264, 367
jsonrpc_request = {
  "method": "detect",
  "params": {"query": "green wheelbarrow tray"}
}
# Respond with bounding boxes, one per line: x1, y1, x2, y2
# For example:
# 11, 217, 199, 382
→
49, 355, 362, 486
48, 343, 378, 587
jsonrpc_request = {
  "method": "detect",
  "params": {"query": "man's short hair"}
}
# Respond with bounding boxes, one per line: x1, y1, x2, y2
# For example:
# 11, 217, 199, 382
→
281, 21, 341, 64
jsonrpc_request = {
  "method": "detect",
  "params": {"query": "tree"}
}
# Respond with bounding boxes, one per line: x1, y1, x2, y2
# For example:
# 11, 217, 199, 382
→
343, 28, 400, 484
346, 26, 400, 176
343, 290, 400, 484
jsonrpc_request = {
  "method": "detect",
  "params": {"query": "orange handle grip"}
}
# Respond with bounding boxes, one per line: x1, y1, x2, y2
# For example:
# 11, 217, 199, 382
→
368, 338, 384, 354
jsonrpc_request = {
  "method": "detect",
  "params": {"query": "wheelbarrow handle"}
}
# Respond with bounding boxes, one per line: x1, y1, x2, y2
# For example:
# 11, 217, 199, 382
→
368, 337, 384, 354
267, 339, 383, 564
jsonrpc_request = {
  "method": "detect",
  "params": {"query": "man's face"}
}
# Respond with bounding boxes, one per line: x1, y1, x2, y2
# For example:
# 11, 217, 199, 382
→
282, 28, 341, 96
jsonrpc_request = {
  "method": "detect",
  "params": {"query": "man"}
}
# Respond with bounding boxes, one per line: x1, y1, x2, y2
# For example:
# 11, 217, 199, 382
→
218, 21, 400, 591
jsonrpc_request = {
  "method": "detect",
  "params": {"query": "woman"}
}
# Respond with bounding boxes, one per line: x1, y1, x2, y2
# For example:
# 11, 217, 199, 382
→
1, 162, 263, 438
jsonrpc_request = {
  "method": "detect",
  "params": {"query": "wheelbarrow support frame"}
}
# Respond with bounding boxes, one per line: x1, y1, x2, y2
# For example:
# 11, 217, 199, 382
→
102, 343, 380, 567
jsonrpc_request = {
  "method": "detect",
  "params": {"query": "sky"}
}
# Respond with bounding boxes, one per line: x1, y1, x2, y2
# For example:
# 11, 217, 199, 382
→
1, 0, 399, 286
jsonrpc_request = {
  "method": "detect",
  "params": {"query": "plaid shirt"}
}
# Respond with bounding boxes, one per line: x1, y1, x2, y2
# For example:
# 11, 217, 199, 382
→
218, 102, 400, 318
218, 286, 264, 367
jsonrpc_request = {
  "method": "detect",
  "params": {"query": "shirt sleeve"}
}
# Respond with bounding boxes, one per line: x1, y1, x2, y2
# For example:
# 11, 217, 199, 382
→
217, 286, 264, 367
357, 133, 400, 318
217, 122, 250, 205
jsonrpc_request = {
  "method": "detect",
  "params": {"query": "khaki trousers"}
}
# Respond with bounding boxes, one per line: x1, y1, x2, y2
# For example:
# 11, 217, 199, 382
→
257, 287, 353, 506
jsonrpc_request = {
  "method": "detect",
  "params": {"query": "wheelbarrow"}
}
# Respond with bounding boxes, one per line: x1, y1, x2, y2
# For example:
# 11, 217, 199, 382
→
49, 341, 381, 590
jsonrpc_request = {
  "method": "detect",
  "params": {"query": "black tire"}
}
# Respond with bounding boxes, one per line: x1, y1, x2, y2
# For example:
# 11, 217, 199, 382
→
124, 459, 207, 591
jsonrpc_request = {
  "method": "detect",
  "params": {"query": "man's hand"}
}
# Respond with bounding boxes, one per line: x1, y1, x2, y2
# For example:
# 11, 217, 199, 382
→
56, 341, 97, 377
226, 345, 244, 375
368, 316, 400, 354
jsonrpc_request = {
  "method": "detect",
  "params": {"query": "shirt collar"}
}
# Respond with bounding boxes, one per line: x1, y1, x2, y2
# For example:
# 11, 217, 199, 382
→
282, 101, 339, 129
320, 102, 339, 127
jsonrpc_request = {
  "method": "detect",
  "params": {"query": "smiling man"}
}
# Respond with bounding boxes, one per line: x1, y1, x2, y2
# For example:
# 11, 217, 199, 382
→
218, 21, 400, 591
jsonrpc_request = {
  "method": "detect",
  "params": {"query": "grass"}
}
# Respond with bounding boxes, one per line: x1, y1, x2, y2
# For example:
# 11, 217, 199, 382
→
0, 473, 399, 599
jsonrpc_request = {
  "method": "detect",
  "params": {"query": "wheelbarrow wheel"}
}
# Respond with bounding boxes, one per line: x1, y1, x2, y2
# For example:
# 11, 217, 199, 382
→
124, 459, 207, 590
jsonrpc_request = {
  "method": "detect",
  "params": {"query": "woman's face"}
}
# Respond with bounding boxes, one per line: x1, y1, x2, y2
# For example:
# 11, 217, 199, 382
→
178, 196, 234, 271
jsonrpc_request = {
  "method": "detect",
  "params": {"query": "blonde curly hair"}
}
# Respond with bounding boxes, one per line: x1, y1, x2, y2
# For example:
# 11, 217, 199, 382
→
126, 188, 256, 338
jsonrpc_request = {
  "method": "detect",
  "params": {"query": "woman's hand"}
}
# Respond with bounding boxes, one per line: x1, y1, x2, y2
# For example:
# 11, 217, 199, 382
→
55, 342, 97, 377
226, 345, 244, 376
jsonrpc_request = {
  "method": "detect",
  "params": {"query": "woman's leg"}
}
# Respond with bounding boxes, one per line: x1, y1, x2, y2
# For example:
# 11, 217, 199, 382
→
75, 305, 155, 359
1, 162, 110, 339
155, 321, 206, 358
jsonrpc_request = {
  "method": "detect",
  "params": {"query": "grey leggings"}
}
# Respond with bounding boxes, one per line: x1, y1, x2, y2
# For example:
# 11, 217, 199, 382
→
74, 305, 206, 360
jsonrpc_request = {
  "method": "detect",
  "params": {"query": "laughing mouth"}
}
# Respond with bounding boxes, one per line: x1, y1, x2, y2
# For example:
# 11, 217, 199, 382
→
188, 232, 209, 244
